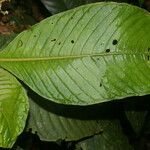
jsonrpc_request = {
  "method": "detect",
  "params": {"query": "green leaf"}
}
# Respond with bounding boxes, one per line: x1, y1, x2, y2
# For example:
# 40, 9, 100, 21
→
0, 2, 150, 105
26, 97, 103, 141
0, 68, 29, 148
76, 120, 133, 150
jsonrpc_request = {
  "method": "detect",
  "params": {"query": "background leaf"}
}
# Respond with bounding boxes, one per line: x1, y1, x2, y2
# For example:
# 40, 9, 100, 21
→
0, 68, 29, 148
121, 96, 150, 136
76, 120, 133, 150
26, 94, 110, 141
0, 3, 150, 105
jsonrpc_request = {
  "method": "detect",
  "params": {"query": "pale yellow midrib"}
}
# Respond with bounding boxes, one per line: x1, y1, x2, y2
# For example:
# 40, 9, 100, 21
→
0, 52, 148, 62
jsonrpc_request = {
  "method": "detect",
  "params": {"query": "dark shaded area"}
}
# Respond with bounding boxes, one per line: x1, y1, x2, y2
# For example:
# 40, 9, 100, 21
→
28, 89, 117, 120
143, 0, 150, 11
28, 86, 150, 118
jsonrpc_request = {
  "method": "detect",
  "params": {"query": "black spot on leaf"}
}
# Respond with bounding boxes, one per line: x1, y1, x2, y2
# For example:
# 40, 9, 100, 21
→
71, 40, 74, 44
112, 39, 118, 45
51, 39, 56, 42
99, 83, 102, 87
106, 49, 110, 53
58, 42, 61, 45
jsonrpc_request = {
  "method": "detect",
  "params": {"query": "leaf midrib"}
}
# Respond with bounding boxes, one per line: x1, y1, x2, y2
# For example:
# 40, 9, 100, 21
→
0, 52, 149, 62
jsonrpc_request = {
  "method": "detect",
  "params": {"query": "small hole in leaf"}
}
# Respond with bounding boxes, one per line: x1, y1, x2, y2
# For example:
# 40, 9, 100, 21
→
71, 40, 74, 44
58, 42, 61, 45
51, 22, 53, 24
106, 49, 110, 53
112, 39, 118, 45
97, 57, 100, 61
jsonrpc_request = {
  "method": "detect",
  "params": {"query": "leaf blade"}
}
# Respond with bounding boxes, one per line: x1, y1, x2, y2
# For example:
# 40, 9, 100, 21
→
26, 97, 103, 141
0, 3, 150, 105
76, 120, 134, 150
0, 68, 29, 148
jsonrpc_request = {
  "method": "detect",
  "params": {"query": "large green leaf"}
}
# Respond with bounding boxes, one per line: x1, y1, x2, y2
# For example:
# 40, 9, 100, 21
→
0, 68, 29, 148
76, 120, 133, 150
0, 2, 150, 105
26, 97, 103, 141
